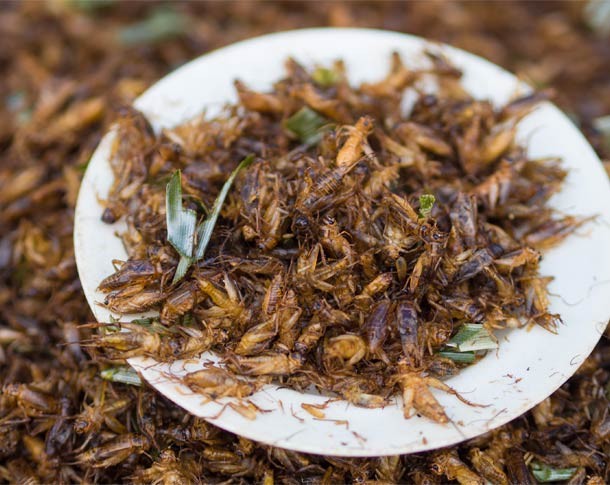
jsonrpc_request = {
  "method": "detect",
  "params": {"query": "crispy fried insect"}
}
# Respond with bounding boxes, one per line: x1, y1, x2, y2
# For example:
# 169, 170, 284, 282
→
262, 273, 284, 315
590, 398, 610, 445
236, 319, 277, 356
395, 299, 422, 367
294, 301, 349, 355
160, 281, 200, 324
320, 216, 355, 262
196, 275, 251, 326
226, 353, 303, 376
236, 273, 300, 355
505, 450, 536, 485
161, 417, 224, 446
2, 383, 58, 416
265, 446, 311, 473
471, 158, 524, 211
0, 426, 19, 460
235, 80, 283, 113
481, 121, 517, 164
411, 468, 441, 485
524, 216, 587, 250
97, 260, 160, 292
421, 320, 454, 354
293, 83, 350, 122
426, 355, 459, 378
324, 334, 367, 368
431, 449, 484, 485
586, 476, 606, 485
130, 449, 201, 484
22, 434, 56, 480
182, 366, 259, 400
333, 379, 387, 409
407, 239, 445, 293
363, 299, 392, 354
354, 273, 393, 311
395, 361, 481, 423
494, 246, 538, 270
94, 49, 581, 430
450, 193, 478, 247
454, 248, 494, 283
469, 448, 509, 485
361, 51, 417, 97
274, 289, 302, 350
500, 91, 551, 121
4, 458, 40, 484
396, 121, 453, 157
336, 116, 373, 167
239, 165, 287, 251
74, 396, 131, 436
375, 455, 405, 483
43, 396, 73, 458
292, 170, 356, 230
75, 433, 150, 468
93, 323, 221, 361
203, 446, 262, 477
103, 286, 165, 314
380, 220, 410, 261
294, 321, 325, 356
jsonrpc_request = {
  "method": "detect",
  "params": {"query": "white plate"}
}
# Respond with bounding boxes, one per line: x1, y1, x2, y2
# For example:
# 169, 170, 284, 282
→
74, 28, 610, 456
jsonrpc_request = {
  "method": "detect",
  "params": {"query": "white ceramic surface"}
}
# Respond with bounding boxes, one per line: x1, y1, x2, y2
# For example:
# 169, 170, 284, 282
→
74, 28, 610, 456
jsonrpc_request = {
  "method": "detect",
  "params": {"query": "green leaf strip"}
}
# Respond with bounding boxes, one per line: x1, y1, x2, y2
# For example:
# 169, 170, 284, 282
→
166, 170, 197, 259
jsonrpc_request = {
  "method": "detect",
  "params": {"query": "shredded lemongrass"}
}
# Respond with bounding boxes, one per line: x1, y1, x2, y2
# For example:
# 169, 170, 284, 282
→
437, 351, 476, 364
166, 171, 197, 258
167, 155, 254, 284
101, 366, 142, 386
530, 462, 577, 483
446, 323, 498, 352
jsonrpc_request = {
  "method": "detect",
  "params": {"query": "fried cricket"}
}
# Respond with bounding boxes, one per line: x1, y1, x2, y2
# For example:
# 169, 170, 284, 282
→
94, 53, 582, 423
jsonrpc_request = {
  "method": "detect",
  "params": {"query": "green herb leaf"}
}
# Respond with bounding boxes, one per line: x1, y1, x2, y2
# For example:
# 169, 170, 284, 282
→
166, 170, 197, 259
173, 255, 193, 285
530, 462, 577, 483
418, 194, 436, 218
104, 316, 120, 333
284, 107, 329, 145
312, 66, 340, 87
437, 351, 476, 364
117, 7, 188, 46
446, 323, 498, 352
193, 154, 254, 260
100, 366, 142, 386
